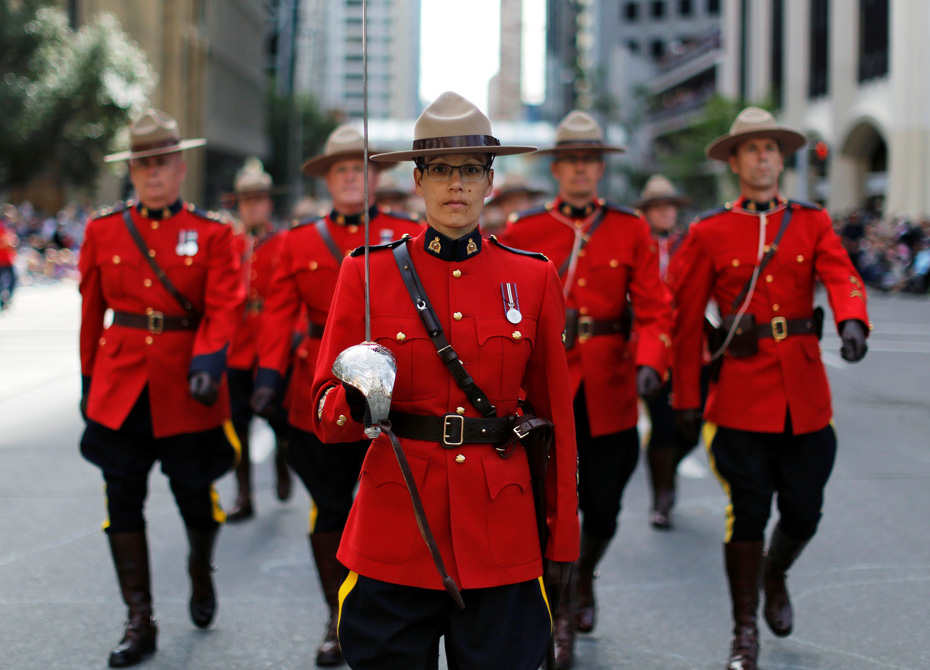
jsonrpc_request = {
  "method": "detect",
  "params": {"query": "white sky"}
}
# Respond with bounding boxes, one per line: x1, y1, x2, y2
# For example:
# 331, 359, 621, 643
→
419, 0, 546, 113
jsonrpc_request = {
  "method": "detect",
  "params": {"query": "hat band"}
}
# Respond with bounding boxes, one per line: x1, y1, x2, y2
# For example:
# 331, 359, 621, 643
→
555, 139, 604, 148
411, 135, 501, 151
131, 138, 181, 154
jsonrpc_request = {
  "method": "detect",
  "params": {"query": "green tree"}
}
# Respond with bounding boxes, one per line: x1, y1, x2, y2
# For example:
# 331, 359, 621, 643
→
0, 1, 153, 190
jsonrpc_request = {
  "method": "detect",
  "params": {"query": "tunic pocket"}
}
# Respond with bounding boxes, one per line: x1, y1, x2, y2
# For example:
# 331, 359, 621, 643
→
482, 453, 539, 567
474, 316, 534, 399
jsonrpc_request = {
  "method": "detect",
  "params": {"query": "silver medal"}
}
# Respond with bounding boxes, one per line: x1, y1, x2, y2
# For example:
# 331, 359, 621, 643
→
501, 283, 522, 324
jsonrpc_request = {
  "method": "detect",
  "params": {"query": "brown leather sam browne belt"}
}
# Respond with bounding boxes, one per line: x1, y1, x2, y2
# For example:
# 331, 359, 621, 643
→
112, 311, 199, 334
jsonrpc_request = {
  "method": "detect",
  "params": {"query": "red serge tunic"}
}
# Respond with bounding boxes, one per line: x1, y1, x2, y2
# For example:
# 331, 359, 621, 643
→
501, 199, 673, 437
310, 227, 580, 590
671, 198, 870, 434
78, 201, 244, 437
227, 228, 285, 371
256, 207, 421, 432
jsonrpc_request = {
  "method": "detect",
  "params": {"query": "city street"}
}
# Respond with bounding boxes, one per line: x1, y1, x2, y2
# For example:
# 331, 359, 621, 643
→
1, 281, 928, 670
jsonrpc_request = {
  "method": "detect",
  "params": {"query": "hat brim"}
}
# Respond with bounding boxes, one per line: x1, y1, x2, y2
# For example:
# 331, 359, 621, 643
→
486, 188, 547, 207
634, 194, 691, 209
301, 150, 398, 177
706, 128, 807, 161
370, 145, 537, 162
103, 138, 206, 163
533, 142, 626, 156
228, 185, 290, 197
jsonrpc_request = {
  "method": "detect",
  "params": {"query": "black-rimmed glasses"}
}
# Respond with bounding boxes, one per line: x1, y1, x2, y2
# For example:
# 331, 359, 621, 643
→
417, 162, 490, 181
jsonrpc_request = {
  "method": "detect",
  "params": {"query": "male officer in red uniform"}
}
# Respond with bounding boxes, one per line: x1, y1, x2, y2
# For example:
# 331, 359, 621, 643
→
79, 108, 243, 667
224, 158, 291, 521
502, 110, 672, 668
0, 208, 18, 311
310, 90, 579, 670
634, 175, 702, 530
250, 124, 420, 666
671, 107, 870, 670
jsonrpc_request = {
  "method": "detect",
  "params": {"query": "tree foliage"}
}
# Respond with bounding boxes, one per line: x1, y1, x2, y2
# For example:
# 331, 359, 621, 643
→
0, 1, 154, 190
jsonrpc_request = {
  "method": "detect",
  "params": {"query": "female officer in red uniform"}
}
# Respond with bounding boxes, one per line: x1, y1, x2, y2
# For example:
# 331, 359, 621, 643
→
79, 109, 243, 667
250, 125, 421, 666
310, 92, 579, 670
672, 108, 870, 670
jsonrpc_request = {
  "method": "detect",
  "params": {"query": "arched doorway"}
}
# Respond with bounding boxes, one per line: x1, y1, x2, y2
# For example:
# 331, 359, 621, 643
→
841, 120, 887, 214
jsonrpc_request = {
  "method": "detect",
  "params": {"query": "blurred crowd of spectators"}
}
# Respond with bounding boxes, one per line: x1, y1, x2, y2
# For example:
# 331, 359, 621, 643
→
836, 208, 930, 295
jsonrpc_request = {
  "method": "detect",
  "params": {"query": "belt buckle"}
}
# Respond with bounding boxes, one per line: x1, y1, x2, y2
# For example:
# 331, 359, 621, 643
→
442, 414, 465, 447
577, 316, 594, 343
147, 310, 165, 334
513, 421, 530, 440
771, 316, 787, 341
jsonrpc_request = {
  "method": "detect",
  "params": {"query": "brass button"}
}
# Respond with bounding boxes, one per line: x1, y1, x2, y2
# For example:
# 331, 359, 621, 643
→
299, 350, 309, 359
455, 454, 465, 464
151, 222, 159, 230
578, 249, 586, 257
143, 278, 152, 287
145, 336, 154, 345
609, 259, 619, 268
579, 306, 589, 315
577, 278, 587, 287
456, 407, 465, 415
309, 261, 319, 270
184, 257, 193, 265
512, 331, 522, 340
797, 255, 805, 263
765, 275, 773, 283
396, 332, 406, 342
145, 307, 154, 315
348, 225, 359, 234
452, 269, 462, 278
732, 259, 740, 267
112, 255, 121, 264
148, 249, 156, 258
336, 415, 347, 426
99, 337, 106, 346
773, 304, 780, 312
453, 312, 463, 321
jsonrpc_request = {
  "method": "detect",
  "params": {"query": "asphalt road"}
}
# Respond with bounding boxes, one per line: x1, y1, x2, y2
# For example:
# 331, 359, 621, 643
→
1, 281, 928, 670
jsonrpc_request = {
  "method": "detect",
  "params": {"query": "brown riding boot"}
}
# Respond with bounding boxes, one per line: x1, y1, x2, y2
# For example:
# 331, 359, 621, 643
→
107, 531, 157, 667
226, 434, 254, 521
762, 523, 809, 637
574, 532, 610, 634
310, 531, 346, 667
186, 526, 220, 629
647, 447, 678, 530
724, 541, 764, 670
553, 571, 576, 669
274, 439, 292, 502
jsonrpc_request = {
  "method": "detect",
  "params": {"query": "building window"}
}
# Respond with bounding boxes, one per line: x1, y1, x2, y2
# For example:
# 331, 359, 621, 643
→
627, 40, 641, 54
858, 0, 888, 82
771, 0, 784, 108
809, 0, 829, 98
651, 1, 666, 19
651, 39, 665, 61
678, 0, 693, 16
707, 0, 721, 15
624, 2, 640, 21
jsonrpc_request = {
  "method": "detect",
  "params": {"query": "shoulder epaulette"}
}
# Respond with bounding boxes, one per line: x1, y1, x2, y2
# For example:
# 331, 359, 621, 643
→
291, 215, 324, 230
380, 208, 420, 223
187, 203, 230, 224
602, 201, 639, 217
788, 199, 823, 211
90, 201, 130, 220
691, 205, 730, 225
488, 235, 548, 261
509, 204, 551, 224
349, 235, 411, 257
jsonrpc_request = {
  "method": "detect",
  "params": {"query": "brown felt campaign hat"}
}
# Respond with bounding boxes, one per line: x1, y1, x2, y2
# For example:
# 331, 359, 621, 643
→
370, 91, 536, 162
485, 174, 547, 207
534, 110, 626, 156
104, 108, 206, 163
705, 106, 806, 161
634, 175, 691, 209
301, 124, 397, 177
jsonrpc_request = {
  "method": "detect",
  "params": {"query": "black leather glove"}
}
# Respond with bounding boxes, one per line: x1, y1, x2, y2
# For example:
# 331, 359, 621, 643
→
839, 319, 868, 362
674, 408, 703, 446
636, 366, 662, 400
250, 385, 277, 418
342, 382, 371, 425
79, 395, 88, 421
189, 371, 219, 407
543, 559, 573, 590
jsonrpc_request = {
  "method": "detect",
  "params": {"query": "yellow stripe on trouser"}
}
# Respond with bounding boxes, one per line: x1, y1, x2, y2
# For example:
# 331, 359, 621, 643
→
538, 576, 552, 631
101, 483, 110, 531
337, 570, 359, 634
308, 501, 318, 534
223, 419, 242, 468
210, 485, 226, 524
702, 421, 736, 543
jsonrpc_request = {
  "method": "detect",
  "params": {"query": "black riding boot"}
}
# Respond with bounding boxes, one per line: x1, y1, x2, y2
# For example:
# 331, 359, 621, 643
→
574, 531, 611, 633
186, 526, 219, 628
763, 522, 809, 637
107, 531, 157, 667
724, 541, 763, 670
226, 434, 254, 522
310, 531, 346, 667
